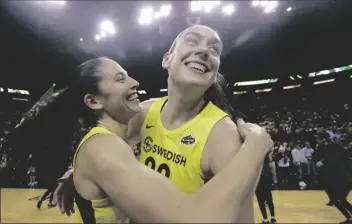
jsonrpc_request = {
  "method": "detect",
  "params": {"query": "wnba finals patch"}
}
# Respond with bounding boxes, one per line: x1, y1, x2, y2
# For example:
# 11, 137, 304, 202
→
181, 135, 195, 145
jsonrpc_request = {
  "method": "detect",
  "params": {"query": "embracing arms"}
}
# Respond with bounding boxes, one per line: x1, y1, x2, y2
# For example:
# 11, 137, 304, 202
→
75, 120, 272, 223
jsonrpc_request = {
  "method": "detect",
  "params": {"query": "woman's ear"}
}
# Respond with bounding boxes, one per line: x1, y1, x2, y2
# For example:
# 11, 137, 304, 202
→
84, 94, 103, 110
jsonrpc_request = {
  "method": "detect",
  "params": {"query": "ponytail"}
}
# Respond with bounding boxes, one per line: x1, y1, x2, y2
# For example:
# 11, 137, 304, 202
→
9, 57, 106, 180
204, 73, 234, 119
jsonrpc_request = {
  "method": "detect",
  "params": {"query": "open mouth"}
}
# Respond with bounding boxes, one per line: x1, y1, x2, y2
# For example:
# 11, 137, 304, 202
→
184, 61, 211, 73
126, 92, 139, 101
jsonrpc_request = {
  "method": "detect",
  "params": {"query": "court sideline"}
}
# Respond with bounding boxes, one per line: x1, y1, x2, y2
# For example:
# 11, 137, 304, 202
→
2, 188, 351, 223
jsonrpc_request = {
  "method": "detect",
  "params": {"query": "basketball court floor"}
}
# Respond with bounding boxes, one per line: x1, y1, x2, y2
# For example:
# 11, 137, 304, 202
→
2, 188, 351, 223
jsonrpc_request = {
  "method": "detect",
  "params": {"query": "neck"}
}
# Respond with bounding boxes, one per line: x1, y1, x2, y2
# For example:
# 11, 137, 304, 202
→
163, 79, 205, 125
96, 115, 128, 140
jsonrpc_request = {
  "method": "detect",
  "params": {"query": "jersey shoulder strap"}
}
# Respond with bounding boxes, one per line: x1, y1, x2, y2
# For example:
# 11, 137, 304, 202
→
143, 97, 167, 126
73, 126, 115, 167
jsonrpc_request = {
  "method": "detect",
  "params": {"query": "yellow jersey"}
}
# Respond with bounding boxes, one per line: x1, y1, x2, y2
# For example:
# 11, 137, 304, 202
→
73, 126, 130, 223
139, 97, 228, 193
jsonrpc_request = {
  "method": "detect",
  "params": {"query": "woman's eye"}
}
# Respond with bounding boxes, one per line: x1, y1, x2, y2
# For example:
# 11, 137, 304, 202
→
116, 75, 124, 82
187, 39, 197, 45
210, 46, 219, 53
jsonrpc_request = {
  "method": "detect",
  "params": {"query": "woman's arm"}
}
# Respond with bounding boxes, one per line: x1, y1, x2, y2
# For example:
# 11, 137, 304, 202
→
78, 122, 272, 223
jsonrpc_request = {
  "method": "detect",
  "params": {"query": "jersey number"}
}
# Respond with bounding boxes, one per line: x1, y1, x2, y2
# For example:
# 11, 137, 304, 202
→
144, 156, 170, 178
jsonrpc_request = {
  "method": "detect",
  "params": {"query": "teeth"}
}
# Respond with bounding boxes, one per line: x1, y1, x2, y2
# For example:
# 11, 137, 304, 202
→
187, 62, 206, 72
127, 93, 138, 101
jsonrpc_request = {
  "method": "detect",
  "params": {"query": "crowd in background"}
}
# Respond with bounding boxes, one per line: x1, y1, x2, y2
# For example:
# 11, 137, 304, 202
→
255, 103, 352, 190
0, 88, 351, 191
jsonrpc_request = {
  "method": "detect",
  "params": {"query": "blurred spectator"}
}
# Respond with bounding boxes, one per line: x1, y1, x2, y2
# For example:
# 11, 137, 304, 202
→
0, 153, 7, 169
302, 141, 317, 188
291, 143, 308, 182
27, 154, 37, 187
268, 151, 278, 189
277, 149, 291, 188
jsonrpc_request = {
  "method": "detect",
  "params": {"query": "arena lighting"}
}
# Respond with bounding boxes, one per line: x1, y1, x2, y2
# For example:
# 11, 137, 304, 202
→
100, 31, 107, 38
204, 1, 221, 13
138, 7, 154, 25
222, 4, 235, 15
190, 1, 203, 12
13, 98, 29, 102
313, 78, 335, 85
334, 67, 342, 72
283, 84, 301, 90
95, 35, 101, 41
287, 7, 292, 12
138, 90, 146, 94
160, 89, 168, 92
337, 65, 352, 72
252, 1, 278, 13
289, 76, 295, 80
233, 91, 247, 95
139, 4, 172, 25
34, 1, 65, 6
154, 4, 172, 19
252, 1, 260, 7
308, 64, 352, 77
0, 88, 3, 92
94, 20, 116, 41
297, 75, 303, 79
234, 78, 278, 86
80, 38, 83, 42
100, 20, 116, 35
264, 1, 278, 13
255, 88, 272, 93
260, 1, 269, 7
8, 89, 30, 95
190, 1, 221, 13
317, 70, 330, 76
49, 1, 65, 5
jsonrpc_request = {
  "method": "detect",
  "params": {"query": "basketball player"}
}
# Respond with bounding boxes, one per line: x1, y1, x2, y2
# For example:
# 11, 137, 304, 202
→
55, 25, 262, 222
315, 137, 352, 223
51, 56, 272, 223
37, 182, 56, 209
130, 25, 259, 222
255, 152, 277, 224
27, 155, 37, 187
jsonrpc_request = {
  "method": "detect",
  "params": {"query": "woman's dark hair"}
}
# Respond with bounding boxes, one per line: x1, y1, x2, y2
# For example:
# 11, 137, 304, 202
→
56, 57, 109, 149
203, 73, 234, 119
65, 57, 106, 125
26, 57, 107, 174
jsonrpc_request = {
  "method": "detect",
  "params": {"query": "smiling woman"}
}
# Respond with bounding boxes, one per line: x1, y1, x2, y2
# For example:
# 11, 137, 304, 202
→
52, 25, 264, 223
25, 57, 143, 223
164, 25, 232, 117
33, 52, 273, 223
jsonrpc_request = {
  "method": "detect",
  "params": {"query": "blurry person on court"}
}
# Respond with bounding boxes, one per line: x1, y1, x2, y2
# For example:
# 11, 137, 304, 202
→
314, 135, 352, 224
255, 152, 277, 224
